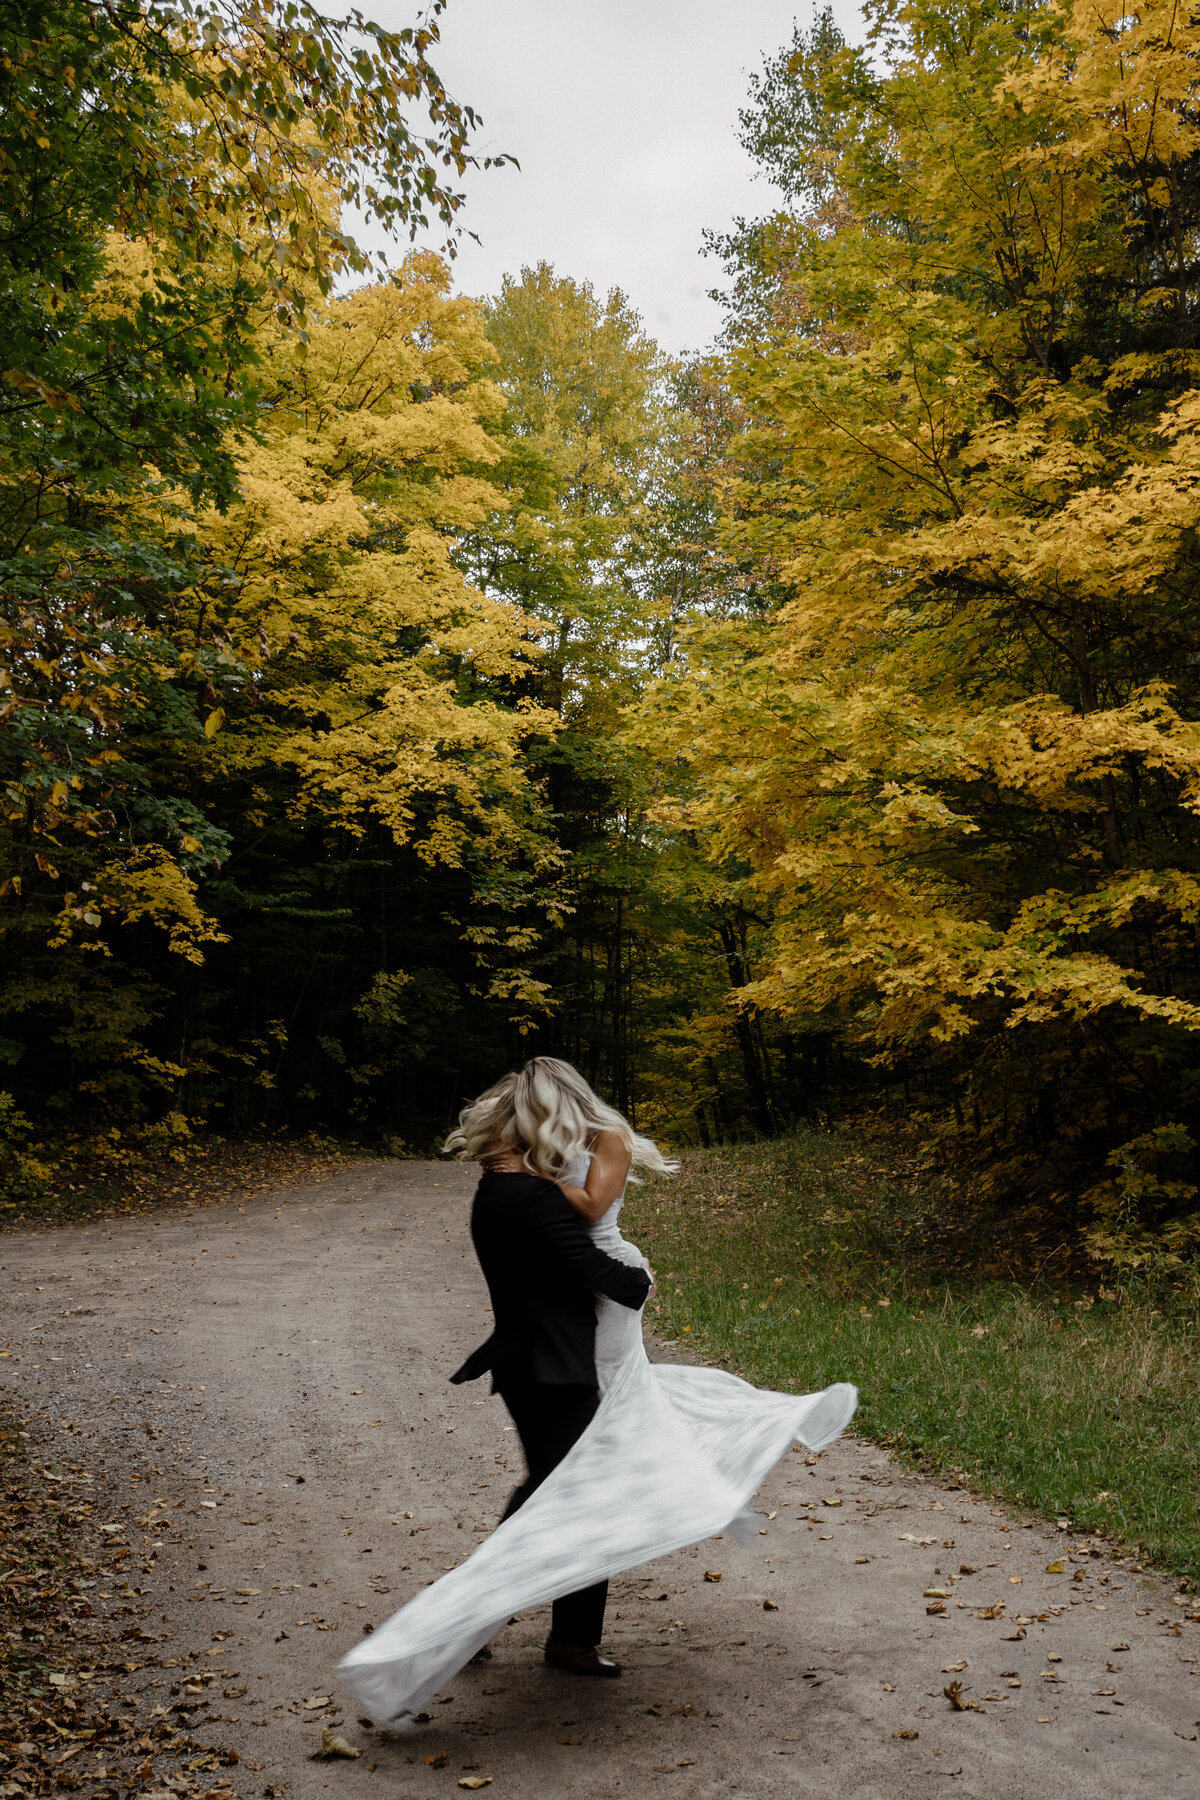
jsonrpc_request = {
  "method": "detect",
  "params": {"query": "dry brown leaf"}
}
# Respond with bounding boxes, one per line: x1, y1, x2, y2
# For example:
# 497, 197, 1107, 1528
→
458, 1780, 492, 1790
978, 1605, 1005, 1619
1045, 1560, 1064, 1573
892, 1729, 919, 1739
703, 1570, 722, 1582
942, 1660, 967, 1673
763, 1599, 778, 1611
822, 1496, 843, 1507
426, 1751, 448, 1768
944, 1681, 982, 1713
313, 1730, 360, 1760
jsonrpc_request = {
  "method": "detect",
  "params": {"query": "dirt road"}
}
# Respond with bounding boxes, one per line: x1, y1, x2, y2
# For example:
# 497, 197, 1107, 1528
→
3, 1158, 1199, 1799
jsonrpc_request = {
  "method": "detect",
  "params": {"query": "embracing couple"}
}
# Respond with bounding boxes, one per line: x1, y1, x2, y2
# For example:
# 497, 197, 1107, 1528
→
340, 1056, 857, 1727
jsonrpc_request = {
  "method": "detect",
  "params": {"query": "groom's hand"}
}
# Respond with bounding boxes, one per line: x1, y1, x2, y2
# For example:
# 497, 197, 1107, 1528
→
482, 1149, 527, 1174
641, 1257, 657, 1299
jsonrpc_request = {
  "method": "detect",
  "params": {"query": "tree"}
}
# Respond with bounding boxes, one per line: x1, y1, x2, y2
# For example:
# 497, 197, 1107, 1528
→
0, 3, 526, 1183
642, 0, 1200, 1248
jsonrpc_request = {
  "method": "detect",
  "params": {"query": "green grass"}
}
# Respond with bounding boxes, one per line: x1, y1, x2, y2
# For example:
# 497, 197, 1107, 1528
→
623, 1129, 1200, 1584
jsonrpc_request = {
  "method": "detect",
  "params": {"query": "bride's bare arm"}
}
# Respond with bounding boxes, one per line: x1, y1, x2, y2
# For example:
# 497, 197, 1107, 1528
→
554, 1128, 632, 1223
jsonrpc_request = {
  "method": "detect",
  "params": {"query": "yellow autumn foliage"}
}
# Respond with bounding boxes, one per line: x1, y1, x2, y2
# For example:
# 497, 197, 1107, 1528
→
185, 255, 554, 871
641, 0, 1200, 1231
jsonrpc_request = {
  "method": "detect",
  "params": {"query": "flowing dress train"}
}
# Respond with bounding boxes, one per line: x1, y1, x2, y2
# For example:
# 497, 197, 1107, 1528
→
337, 1160, 857, 1725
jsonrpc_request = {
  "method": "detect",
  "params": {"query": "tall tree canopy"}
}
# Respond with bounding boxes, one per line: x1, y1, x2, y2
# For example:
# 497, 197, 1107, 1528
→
0, 2, 534, 1189
645, 0, 1200, 1262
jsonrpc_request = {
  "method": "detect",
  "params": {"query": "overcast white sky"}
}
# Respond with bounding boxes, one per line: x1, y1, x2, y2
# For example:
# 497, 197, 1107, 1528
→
360, 0, 864, 354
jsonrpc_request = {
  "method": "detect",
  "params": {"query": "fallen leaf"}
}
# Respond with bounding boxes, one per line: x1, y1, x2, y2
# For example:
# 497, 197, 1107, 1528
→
926, 1602, 947, 1615
823, 1496, 843, 1507
1111, 1642, 1130, 1652
924, 1589, 951, 1599
426, 1751, 448, 1768
892, 1729, 919, 1739
638, 1590, 668, 1601
1092, 1688, 1116, 1697
303, 1695, 333, 1710
1047, 1653, 1062, 1663
313, 1730, 360, 1760
944, 1681, 982, 1713
897, 1534, 937, 1546
199, 1501, 217, 1510
978, 1605, 1005, 1619
235, 1587, 261, 1596
458, 1781, 492, 1791
704, 1570, 722, 1582
763, 1599, 778, 1611
1037, 1715, 1052, 1723
942, 1661, 967, 1673
1045, 1560, 1064, 1574
882, 1682, 896, 1692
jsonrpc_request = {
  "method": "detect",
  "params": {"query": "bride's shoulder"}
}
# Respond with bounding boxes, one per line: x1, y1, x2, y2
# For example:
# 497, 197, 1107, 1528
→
589, 1126, 627, 1153
590, 1126, 632, 1166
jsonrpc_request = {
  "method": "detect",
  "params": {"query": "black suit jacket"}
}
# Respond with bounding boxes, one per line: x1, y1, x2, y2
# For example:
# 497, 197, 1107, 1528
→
450, 1170, 651, 1389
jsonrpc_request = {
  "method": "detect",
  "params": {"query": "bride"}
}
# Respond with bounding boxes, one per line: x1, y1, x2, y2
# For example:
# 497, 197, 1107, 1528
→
338, 1056, 857, 1726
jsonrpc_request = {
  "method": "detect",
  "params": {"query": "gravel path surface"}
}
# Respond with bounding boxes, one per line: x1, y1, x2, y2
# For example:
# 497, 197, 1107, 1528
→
3, 1157, 1199, 1799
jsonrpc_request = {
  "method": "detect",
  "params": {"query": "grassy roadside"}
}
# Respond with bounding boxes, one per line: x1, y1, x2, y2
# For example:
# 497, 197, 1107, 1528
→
623, 1130, 1200, 1586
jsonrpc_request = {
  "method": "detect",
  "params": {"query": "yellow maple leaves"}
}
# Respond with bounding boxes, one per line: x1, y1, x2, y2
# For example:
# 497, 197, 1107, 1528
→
638, 0, 1200, 1221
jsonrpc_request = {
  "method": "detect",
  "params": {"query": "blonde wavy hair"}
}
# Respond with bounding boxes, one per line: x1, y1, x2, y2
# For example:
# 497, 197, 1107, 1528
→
443, 1055, 676, 1181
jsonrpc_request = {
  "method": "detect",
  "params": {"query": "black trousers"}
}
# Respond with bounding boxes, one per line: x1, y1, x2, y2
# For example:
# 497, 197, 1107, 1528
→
495, 1376, 608, 1649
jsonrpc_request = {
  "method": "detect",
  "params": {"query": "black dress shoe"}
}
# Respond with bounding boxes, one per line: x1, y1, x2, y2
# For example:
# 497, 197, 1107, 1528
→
544, 1636, 622, 1677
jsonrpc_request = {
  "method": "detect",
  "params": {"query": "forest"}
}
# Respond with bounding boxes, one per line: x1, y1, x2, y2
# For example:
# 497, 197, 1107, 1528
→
5, 0, 1200, 1286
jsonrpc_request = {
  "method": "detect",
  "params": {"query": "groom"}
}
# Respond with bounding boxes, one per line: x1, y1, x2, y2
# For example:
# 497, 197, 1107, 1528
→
451, 1162, 653, 1676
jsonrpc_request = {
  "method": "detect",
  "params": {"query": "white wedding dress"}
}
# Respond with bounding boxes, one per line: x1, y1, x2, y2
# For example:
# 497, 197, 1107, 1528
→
338, 1157, 857, 1725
